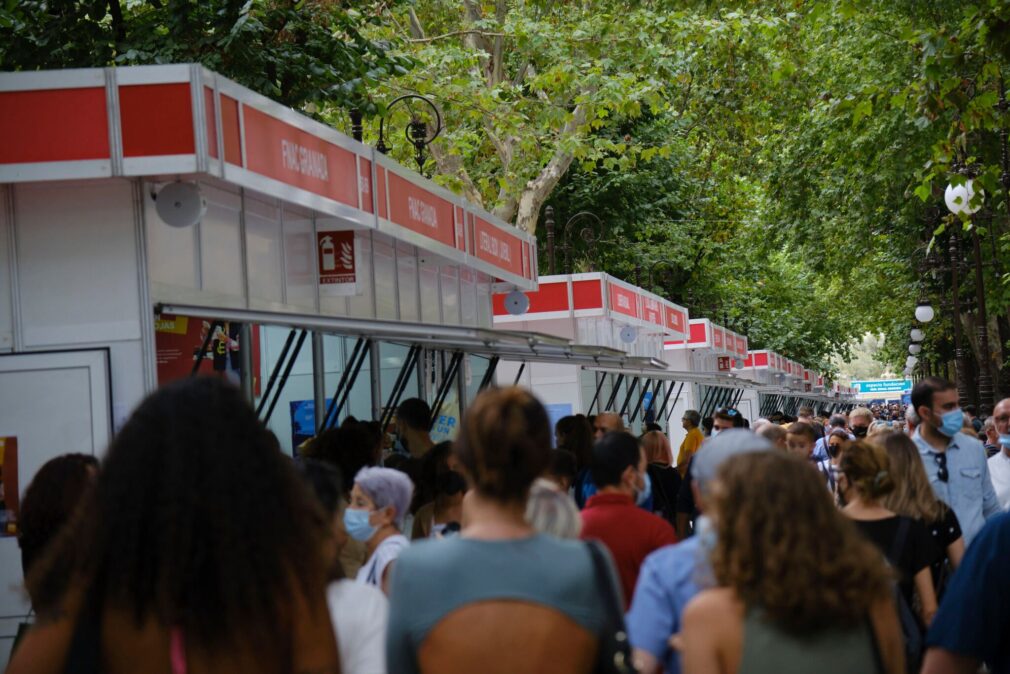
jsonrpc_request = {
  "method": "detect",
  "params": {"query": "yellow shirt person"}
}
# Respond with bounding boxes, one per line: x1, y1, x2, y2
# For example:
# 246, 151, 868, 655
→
677, 411, 705, 477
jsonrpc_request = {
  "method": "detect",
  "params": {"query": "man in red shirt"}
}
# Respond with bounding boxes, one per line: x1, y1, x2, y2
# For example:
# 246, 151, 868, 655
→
581, 432, 678, 608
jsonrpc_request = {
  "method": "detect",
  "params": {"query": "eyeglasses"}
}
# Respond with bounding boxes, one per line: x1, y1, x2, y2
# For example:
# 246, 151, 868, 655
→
932, 452, 948, 483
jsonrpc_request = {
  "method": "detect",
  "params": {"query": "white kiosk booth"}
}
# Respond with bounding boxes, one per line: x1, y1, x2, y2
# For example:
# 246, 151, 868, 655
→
492, 273, 689, 432
660, 319, 760, 449
0, 63, 555, 662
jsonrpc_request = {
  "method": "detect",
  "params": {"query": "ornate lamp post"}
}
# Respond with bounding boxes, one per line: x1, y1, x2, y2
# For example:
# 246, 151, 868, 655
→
375, 94, 443, 176
558, 211, 605, 272
945, 166, 994, 414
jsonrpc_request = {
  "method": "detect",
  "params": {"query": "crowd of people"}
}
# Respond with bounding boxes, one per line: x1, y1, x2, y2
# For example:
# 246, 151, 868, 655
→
6, 374, 1010, 673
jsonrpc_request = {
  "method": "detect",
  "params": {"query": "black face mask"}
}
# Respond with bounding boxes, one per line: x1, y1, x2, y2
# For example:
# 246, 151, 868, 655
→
827, 443, 842, 459
851, 426, 868, 438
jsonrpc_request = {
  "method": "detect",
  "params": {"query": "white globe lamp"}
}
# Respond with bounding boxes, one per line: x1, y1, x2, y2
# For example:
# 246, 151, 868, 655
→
910, 328, 925, 342
909, 343, 921, 355
906, 355, 918, 367
915, 301, 935, 323
944, 179, 983, 215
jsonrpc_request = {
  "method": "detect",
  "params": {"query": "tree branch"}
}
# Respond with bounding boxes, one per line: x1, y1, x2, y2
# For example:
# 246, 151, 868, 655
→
408, 30, 505, 44
407, 8, 425, 39
509, 99, 590, 233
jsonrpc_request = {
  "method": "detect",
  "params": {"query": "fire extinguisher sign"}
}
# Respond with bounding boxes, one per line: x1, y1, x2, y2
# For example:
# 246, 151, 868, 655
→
317, 230, 357, 296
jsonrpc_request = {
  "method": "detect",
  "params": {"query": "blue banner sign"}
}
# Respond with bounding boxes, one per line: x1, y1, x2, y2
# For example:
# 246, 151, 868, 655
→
851, 379, 912, 395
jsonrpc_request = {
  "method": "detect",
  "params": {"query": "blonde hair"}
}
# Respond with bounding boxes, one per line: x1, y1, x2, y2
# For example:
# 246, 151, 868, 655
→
525, 479, 581, 539
868, 421, 896, 438
849, 407, 874, 423
878, 433, 945, 522
839, 440, 895, 501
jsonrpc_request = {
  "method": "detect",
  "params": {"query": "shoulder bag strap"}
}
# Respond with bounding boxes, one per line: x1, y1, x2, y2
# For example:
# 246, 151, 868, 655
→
586, 541, 636, 674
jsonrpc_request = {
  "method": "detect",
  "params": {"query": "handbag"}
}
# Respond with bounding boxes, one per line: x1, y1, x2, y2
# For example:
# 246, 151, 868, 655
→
586, 540, 638, 674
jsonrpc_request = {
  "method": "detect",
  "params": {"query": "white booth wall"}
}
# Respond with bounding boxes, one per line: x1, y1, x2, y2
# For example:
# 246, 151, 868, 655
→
0, 179, 153, 665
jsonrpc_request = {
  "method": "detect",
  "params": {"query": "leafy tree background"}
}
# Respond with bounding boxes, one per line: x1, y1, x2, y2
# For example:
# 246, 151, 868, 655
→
6, 0, 1010, 397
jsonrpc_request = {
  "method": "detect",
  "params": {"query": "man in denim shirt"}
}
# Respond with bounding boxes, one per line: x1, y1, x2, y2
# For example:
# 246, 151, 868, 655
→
626, 430, 773, 674
911, 377, 1000, 546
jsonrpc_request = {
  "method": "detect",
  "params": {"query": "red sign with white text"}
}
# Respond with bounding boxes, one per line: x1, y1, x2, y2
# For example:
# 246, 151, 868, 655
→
713, 329, 724, 350
242, 105, 358, 207
642, 296, 663, 327
386, 172, 455, 248
608, 283, 639, 319
665, 306, 687, 334
474, 216, 524, 278
317, 231, 357, 296
718, 356, 732, 372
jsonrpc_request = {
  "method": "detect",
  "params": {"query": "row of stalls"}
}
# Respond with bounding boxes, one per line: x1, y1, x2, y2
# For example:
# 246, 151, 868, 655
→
492, 281, 857, 450
0, 64, 856, 664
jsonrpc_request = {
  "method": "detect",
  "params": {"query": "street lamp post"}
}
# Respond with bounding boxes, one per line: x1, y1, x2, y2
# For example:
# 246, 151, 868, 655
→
948, 229, 970, 408
375, 94, 443, 176
559, 211, 605, 272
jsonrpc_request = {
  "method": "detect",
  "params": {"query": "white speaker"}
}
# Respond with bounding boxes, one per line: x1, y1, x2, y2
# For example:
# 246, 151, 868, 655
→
619, 326, 637, 344
502, 290, 530, 316
155, 182, 207, 228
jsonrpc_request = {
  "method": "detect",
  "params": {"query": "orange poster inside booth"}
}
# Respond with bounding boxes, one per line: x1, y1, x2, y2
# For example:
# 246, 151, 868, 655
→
154, 314, 261, 393
0, 436, 18, 537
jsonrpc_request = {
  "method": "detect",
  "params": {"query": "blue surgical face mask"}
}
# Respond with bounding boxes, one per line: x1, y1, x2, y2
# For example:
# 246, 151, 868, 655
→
937, 408, 964, 438
710, 429, 720, 438
343, 507, 377, 542
636, 470, 652, 507
999, 434, 1010, 448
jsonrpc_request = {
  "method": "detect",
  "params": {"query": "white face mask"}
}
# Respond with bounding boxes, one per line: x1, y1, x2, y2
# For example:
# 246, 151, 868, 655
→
710, 429, 720, 438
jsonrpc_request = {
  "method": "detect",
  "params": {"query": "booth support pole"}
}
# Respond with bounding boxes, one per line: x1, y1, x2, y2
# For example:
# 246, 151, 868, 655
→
477, 356, 500, 393
456, 354, 467, 417
321, 337, 365, 429
513, 361, 526, 386
698, 385, 714, 419
647, 381, 663, 419
630, 379, 654, 426
619, 377, 641, 419
603, 373, 626, 412
369, 341, 382, 423
588, 371, 606, 415
263, 330, 308, 425
430, 352, 463, 430
312, 332, 326, 433
257, 329, 297, 417
378, 344, 421, 433
239, 322, 254, 404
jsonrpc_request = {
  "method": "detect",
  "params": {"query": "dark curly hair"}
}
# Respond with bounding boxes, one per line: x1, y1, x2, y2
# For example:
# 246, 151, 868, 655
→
710, 451, 893, 634
18, 453, 98, 585
455, 387, 550, 503
28, 377, 331, 657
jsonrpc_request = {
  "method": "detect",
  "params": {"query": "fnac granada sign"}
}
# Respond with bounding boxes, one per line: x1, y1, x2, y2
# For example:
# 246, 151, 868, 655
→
241, 105, 358, 208
387, 172, 455, 248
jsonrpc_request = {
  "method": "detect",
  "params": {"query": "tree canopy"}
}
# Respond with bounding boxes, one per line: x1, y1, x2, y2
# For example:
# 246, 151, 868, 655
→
6, 0, 1010, 394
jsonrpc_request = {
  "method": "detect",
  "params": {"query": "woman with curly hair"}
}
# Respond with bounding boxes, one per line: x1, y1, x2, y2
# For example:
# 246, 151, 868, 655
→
681, 451, 904, 674
7, 377, 340, 674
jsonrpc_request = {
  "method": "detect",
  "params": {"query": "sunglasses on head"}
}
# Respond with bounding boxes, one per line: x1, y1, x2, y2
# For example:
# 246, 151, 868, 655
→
933, 452, 948, 483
